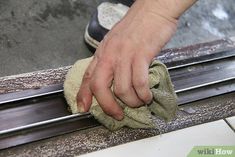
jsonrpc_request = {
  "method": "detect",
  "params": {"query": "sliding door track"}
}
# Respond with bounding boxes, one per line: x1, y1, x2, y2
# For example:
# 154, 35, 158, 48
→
0, 42, 235, 150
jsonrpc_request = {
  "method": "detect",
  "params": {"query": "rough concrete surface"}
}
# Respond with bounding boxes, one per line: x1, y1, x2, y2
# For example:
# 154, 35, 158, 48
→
0, 0, 235, 77
0, 0, 103, 77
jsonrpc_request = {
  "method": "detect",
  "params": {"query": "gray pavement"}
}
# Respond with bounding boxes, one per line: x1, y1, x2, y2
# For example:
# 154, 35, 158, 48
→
0, 0, 235, 77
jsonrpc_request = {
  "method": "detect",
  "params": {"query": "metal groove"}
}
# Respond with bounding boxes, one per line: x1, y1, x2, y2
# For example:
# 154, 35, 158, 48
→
0, 84, 63, 105
1, 53, 235, 106
175, 76, 235, 93
0, 58, 235, 128
1, 77, 234, 137
0, 43, 235, 150
167, 52, 235, 70
0, 89, 63, 105
0, 113, 91, 135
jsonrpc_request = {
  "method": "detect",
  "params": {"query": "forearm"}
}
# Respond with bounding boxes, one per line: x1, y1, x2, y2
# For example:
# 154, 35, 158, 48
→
156, 0, 197, 19
135, 0, 197, 20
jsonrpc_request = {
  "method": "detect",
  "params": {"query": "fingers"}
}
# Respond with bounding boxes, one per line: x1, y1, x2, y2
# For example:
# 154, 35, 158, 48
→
76, 57, 97, 112
132, 56, 153, 104
77, 52, 152, 119
90, 60, 124, 120
113, 60, 143, 108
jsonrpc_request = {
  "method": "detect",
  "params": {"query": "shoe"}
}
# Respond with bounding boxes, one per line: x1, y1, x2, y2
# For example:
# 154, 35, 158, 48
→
84, 2, 133, 51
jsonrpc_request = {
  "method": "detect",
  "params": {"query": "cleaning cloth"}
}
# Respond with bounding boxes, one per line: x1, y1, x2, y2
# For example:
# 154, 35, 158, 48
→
64, 57, 178, 130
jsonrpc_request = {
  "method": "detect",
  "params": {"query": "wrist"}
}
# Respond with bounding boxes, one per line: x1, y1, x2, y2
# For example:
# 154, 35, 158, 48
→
134, 0, 178, 25
143, 0, 197, 20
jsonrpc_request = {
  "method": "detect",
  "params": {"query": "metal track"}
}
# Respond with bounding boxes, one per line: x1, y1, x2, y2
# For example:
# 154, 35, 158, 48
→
0, 46, 235, 150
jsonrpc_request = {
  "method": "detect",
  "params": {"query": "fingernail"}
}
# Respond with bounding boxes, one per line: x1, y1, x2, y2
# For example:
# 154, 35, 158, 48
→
77, 101, 85, 112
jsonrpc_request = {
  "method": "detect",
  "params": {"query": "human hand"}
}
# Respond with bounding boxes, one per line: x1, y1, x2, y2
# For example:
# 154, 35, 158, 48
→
76, 0, 178, 120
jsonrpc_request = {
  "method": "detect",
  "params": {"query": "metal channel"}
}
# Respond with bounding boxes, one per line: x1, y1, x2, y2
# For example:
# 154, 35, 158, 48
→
158, 41, 235, 68
167, 51, 235, 70
0, 113, 90, 135
170, 56, 235, 91
1, 76, 234, 136
177, 78, 235, 104
0, 47, 235, 150
0, 114, 98, 150
0, 84, 63, 105
1, 49, 235, 106
175, 77, 235, 93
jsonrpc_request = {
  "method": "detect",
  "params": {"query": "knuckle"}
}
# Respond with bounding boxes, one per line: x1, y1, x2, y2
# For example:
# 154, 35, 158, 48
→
76, 91, 82, 101
141, 92, 152, 102
99, 56, 113, 67
125, 98, 143, 108
83, 70, 92, 82
90, 80, 101, 93
134, 78, 148, 89
114, 86, 130, 97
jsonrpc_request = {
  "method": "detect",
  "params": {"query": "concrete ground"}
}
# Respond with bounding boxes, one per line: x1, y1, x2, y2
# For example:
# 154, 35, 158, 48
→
0, 0, 235, 77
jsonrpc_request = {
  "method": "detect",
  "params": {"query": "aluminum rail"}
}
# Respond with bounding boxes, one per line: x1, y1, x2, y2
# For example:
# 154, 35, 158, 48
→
1, 77, 235, 137
0, 113, 91, 135
1, 50, 235, 106
0, 84, 63, 105
167, 51, 235, 70
175, 76, 235, 93
1, 57, 235, 136
0, 39, 235, 149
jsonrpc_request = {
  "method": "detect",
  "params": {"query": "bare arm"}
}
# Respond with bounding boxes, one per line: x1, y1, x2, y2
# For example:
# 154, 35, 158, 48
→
154, 0, 197, 18
77, 0, 197, 120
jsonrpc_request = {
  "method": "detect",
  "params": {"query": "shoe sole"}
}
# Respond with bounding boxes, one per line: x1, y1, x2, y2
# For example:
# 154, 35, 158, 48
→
84, 24, 100, 50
